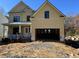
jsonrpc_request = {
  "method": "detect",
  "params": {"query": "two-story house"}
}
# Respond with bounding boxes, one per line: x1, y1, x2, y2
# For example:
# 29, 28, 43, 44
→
3, 0, 65, 41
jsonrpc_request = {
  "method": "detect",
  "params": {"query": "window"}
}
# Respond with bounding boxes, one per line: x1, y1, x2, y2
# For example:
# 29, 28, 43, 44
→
27, 16, 30, 22
13, 16, 20, 22
44, 11, 49, 19
25, 27, 30, 33
26, 28, 28, 33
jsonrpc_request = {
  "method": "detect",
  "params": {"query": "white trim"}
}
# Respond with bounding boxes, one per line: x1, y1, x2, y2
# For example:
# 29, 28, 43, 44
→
19, 25, 21, 33
2, 22, 32, 26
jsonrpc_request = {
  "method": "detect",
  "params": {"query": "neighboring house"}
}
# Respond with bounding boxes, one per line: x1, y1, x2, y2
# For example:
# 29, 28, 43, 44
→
3, 1, 65, 41
0, 13, 8, 38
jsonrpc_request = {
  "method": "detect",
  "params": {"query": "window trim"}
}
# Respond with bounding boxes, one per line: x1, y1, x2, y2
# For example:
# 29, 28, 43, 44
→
44, 11, 49, 19
13, 16, 20, 22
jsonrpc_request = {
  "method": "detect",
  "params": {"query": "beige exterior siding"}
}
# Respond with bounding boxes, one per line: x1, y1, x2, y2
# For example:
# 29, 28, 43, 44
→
9, 10, 33, 23
8, 1, 33, 23
31, 2, 65, 41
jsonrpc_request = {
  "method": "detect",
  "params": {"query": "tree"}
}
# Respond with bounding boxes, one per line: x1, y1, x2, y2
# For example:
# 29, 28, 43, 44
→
0, 7, 5, 15
64, 16, 76, 36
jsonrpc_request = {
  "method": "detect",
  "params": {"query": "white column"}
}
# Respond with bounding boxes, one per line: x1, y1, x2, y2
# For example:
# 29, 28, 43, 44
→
30, 25, 32, 33
28, 26, 30, 32
19, 25, 21, 33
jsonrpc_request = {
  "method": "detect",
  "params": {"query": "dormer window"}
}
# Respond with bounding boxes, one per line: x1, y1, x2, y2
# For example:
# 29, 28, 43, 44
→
44, 11, 49, 19
13, 16, 20, 22
27, 15, 30, 22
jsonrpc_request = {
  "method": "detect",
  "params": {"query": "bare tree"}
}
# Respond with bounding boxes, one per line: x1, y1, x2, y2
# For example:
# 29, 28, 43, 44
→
64, 16, 76, 36
0, 7, 5, 15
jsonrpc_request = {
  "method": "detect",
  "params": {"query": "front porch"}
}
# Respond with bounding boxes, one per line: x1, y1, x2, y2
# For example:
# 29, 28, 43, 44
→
2, 22, 32, 41
2, 33, 32, 43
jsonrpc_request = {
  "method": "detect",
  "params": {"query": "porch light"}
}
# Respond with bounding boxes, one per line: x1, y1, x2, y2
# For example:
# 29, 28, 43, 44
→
48, 29, 51, 33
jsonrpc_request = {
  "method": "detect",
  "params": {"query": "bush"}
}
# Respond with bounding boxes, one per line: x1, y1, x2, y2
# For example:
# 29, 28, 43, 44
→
66, 27, 76, 36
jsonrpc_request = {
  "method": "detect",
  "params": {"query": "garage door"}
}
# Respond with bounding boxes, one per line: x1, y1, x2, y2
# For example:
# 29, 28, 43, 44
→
35, 28, 60, 41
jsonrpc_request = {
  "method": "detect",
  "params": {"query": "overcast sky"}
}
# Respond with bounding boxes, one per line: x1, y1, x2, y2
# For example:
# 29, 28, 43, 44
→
0, 0, 79, 16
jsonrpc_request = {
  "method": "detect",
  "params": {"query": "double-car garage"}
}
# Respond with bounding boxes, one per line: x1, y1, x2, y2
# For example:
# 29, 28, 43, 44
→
35, 28, 60, 41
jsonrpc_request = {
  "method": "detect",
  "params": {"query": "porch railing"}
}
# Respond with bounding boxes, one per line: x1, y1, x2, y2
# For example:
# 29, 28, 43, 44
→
8, 33, 31, 40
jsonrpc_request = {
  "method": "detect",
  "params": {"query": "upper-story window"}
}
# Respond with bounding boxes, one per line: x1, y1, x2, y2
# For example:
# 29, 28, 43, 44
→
27, 15, 30, 22
44, 11, 49, 19
13, 16, 20, 22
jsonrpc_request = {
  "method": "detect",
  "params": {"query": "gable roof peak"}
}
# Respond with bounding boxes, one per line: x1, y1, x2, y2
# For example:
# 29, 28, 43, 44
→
45, 0, 50, 3
46, 0, 49, 2
9, 0, 34, 13
45, 0, 50, 4
18, 1, 25, 5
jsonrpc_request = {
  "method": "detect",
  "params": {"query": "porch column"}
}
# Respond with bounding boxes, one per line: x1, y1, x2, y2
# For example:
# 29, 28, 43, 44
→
28, 26, 30, 32
19, 25, 21, 33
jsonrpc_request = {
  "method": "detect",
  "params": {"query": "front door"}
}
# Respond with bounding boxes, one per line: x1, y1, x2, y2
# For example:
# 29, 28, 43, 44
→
13, 27, 19, 34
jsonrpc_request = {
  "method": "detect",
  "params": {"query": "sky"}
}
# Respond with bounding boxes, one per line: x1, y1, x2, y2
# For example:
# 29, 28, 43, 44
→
0, 0, 79, 16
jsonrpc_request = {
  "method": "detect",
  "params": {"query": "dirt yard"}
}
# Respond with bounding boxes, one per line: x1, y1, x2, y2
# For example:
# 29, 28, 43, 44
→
0, 41, 79, 58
